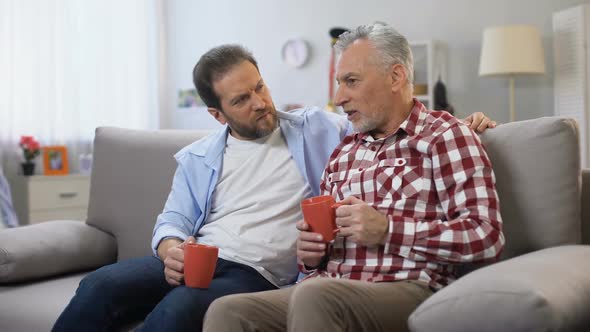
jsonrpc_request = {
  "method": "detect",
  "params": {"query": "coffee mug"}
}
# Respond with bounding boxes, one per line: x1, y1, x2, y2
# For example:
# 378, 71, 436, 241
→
300, 195, 342, 242
184, 243, 219, 288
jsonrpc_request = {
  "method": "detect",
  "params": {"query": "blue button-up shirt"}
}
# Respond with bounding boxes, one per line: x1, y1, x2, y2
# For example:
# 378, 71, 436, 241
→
151, 107, 352, 254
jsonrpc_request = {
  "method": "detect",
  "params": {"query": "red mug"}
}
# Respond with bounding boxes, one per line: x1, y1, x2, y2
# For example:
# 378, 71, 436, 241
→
300, 195, 342, 242
184, 243, 218, 288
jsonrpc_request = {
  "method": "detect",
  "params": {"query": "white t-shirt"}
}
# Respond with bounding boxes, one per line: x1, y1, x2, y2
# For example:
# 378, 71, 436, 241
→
197, 127, 312, 286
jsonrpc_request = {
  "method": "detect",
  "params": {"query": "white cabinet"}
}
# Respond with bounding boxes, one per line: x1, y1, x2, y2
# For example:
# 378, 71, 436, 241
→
12, 175, 90, 225
410, 40, 447, 109
553, 4, 590, 167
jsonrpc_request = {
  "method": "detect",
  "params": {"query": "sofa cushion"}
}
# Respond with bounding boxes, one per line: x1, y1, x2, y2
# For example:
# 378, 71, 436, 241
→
0, 272, 86, 332
408, 245, 590, 332
479, 117, 581, 260
87, 127, 212, 260
0, 220, 116, 283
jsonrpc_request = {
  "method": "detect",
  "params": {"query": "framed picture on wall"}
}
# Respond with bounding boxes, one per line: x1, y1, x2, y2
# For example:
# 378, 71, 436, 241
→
177, 89, 204, 108
43, 145, 69, 175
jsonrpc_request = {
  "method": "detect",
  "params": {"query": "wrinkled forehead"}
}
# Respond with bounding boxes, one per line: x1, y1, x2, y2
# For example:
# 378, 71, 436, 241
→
336, 40, 381, 77
213, 61, 262, 100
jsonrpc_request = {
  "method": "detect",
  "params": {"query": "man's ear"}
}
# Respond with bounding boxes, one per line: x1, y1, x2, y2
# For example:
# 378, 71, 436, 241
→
208, 107, 227, 125
390, 64, 407, 93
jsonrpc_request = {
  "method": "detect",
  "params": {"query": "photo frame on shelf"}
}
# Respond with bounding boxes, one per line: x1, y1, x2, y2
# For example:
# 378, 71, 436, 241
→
42, 145, 69, 175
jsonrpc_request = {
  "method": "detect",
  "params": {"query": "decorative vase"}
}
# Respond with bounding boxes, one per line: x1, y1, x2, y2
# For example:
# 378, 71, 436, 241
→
22, 162, 35, 176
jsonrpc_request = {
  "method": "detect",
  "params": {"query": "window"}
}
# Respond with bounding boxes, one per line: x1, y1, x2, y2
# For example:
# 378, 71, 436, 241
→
0, 0, 162, 170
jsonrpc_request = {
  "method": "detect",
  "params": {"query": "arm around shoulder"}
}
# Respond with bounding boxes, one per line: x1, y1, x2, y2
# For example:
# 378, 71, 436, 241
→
302, 106, 353, 138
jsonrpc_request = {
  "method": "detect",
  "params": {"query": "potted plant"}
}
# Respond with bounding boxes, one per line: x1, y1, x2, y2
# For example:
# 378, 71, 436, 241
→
19, 136, 41, 176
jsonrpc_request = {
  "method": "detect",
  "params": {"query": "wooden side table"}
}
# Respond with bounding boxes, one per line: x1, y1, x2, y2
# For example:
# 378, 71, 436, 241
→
11, 174, 90, 225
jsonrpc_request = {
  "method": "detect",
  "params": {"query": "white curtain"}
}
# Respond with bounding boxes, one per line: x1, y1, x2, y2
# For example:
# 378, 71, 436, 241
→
0, 0, 162, 173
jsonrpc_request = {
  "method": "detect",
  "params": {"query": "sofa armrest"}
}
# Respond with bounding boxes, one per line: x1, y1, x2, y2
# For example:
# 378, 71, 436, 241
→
409, 245, 590, 332
0, 220, 117, 283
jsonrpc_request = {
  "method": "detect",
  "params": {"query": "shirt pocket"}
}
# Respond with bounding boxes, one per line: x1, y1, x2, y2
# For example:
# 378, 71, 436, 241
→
375, 157, 424, 201
327, 171, 351, 198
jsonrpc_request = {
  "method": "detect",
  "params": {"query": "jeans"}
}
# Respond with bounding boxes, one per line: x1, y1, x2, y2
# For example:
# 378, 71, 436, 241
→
52, 255, 277, 332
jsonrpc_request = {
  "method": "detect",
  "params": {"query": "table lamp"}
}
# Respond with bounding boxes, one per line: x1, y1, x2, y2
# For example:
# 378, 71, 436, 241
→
479, 25, 546, 122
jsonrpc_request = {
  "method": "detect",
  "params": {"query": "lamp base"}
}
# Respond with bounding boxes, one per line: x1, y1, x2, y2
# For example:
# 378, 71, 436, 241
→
509, 77, 515, 122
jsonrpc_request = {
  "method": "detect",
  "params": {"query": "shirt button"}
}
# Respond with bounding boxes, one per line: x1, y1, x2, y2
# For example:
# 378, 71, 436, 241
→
331, 273, 336, 278
370, 146, 376, 151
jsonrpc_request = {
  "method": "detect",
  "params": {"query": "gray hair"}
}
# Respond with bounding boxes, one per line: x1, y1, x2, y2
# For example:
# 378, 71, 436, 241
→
334, 22, 414, 84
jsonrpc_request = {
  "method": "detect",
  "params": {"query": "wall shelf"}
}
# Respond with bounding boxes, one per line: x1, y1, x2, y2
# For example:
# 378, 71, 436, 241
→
410, 40, 447, 110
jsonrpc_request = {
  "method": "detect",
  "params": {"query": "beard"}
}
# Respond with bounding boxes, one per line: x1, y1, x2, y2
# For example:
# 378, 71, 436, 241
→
346, 104, 389, 136
225, 106, 279, 140
351, 117, 379, 134
348, 111, 382, 134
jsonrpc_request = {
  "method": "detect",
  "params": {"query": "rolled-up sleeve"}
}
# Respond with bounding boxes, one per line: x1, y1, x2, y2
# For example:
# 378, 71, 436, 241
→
151, 159, 202, 256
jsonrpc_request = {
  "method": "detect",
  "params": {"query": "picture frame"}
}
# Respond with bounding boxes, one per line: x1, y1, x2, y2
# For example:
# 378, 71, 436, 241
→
177, 88, 205, 108
42, 145, 69, 175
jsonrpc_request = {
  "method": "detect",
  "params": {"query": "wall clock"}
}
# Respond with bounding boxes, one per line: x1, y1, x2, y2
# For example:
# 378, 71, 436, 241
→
281, 38, 310, 68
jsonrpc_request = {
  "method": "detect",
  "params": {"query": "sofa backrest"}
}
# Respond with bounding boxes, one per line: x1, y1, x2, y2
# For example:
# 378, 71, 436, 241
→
479, 117, 581, 260
86, 127, 213, 261
87, 117, 582, 262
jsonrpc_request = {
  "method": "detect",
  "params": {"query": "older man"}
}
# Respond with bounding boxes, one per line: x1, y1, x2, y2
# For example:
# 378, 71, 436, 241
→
204, 23, 504, 332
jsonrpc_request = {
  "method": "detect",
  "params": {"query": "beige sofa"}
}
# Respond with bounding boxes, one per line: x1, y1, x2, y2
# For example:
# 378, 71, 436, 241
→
1, 117, 589, 331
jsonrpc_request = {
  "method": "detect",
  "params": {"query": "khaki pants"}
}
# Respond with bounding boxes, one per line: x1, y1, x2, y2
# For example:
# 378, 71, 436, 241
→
204, 278, 433, 332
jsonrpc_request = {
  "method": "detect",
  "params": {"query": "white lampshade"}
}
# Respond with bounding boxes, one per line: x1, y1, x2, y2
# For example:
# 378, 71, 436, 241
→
479, 25, 546, 76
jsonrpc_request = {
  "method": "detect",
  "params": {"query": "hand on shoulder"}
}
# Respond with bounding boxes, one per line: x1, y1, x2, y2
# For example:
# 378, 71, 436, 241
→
462, 112, 497, 133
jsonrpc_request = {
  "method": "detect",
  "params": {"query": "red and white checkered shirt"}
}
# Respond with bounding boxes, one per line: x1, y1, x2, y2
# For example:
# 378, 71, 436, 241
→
301, 100, 504, 290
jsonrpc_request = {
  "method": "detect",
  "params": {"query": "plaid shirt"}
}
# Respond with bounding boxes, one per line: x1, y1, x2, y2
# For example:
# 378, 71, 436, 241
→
301, 100, 504, 290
